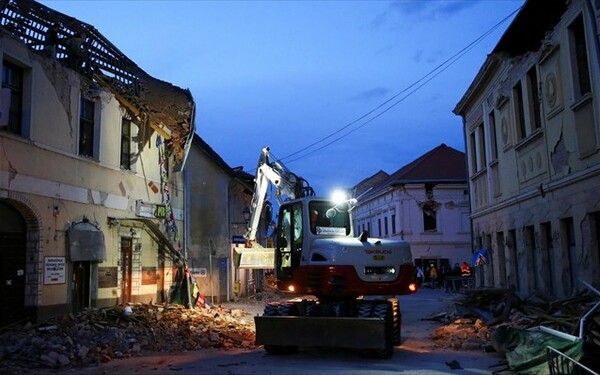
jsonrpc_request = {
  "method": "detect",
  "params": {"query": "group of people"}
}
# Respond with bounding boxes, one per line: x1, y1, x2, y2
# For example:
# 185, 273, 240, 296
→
415, 261, 472, 291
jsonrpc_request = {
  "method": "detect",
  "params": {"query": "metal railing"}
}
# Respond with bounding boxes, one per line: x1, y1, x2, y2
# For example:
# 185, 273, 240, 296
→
547, 346, 599, 375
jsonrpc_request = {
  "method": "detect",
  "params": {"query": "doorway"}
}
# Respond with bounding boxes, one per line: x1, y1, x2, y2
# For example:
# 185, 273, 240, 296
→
72, 262, 91, 312
0, 202, 27, 326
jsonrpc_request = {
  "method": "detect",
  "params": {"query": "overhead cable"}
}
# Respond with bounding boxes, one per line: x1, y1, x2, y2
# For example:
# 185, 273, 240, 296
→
279, 5, 522, 165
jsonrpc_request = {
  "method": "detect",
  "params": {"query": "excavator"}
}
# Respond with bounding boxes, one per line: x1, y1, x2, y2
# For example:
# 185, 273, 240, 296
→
236, 147, 418, 358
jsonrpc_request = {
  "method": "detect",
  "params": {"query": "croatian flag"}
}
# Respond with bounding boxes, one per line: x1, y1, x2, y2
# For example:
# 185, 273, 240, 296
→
473, 248, 489, 266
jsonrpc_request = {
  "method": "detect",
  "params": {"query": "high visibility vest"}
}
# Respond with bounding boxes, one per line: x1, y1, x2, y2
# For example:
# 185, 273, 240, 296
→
461, 264, 471, 276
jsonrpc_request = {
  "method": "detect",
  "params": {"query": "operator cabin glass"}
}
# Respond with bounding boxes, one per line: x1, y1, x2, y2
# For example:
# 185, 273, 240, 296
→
309, 201, 351, 236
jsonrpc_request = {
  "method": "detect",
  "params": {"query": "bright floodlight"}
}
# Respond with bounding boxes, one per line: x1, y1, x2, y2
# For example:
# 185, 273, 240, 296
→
330, 190, 348, 204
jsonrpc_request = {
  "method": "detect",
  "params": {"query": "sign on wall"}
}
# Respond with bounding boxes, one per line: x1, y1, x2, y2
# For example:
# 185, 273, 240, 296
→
136, 200, 166, 219
98, 267, 118, 288
44, 256, 66, 285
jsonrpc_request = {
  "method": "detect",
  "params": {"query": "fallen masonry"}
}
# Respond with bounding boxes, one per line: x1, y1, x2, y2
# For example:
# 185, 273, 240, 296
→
0, 303, 257, 373
429, 287, 600, 374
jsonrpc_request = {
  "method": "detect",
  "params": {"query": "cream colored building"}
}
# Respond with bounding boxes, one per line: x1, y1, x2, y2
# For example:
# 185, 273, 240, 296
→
351, 144, 472, 272
454, 0, 600, 298
0, 0, 195, 324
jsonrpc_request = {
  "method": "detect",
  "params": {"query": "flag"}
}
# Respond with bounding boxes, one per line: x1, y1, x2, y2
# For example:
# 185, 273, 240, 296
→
473, 248, 489, 266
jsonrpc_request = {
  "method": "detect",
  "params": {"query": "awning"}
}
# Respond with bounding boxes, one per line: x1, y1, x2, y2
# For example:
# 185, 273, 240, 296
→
109, 217, 184, 266
68, 219, 106, 262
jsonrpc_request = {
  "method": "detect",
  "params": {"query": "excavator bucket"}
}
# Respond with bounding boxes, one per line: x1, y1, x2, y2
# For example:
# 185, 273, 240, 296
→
233, 247, 275, 269
254, 316, 387, 349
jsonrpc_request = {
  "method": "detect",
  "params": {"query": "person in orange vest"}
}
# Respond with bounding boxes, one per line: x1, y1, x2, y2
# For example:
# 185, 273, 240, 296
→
460, 262, 471, 276
460, 262, 471, 288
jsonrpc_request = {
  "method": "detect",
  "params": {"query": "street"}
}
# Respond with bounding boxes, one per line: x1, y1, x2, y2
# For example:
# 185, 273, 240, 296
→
38, 288, 504, 375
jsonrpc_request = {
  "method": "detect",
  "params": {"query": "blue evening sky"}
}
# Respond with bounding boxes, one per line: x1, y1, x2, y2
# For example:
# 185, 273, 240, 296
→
40, 0, 524, 196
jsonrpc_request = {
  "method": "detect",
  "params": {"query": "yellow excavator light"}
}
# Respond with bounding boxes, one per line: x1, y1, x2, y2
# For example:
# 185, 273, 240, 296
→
408, 283, 417, 292
287, 285, 295, 292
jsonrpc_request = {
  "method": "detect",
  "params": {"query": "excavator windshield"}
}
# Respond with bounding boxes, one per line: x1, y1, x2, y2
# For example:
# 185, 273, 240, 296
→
309, 201, 350, 236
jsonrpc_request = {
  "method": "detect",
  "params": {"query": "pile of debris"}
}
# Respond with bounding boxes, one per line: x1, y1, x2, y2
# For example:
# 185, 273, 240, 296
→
0, 302, 257, 373
429, 287, 600, 373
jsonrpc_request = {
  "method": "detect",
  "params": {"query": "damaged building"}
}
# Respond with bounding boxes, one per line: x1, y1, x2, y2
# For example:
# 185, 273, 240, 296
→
0, 0, 196, 324
453, 0, 600, 298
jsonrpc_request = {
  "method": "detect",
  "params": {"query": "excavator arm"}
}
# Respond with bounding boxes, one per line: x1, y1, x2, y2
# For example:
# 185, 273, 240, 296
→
234, 147, 313, 269
245, 147, 314, 243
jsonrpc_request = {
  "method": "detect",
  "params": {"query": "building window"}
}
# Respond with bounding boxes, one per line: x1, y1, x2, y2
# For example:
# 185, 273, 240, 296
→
470, 123, 486, 172
489, 110, 498, 161
121, 118, 132, 170
79, 97, 95, 157
384, 216, 389, 236
513, 81, 527, 141
477, 123, 486, 168
569, 15, 591, 100
568, 14, 597, 158
469, 131, 477, 172
422, 202, 437, 232
526, 67, 542, 130
2, 60, 23, 135
391, 214, 396, 234
378, 218, 382, 237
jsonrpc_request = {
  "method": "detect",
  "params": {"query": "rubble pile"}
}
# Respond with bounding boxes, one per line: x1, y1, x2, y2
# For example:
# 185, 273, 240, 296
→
0, 303, 257, 373
431, 317, 490, 350
430, 288, 600, 372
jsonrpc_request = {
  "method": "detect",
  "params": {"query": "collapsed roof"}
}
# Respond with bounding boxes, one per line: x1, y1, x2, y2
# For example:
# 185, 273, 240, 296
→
0, 0, 196, 171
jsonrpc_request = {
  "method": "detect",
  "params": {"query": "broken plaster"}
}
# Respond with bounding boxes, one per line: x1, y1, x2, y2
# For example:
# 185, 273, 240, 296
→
550, 125, 570, 175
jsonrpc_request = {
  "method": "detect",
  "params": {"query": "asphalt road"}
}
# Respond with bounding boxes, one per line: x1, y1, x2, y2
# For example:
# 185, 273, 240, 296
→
39, 288, 504, 375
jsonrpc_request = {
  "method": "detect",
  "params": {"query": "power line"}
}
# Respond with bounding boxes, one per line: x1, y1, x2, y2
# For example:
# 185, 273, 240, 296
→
279, 5, 522, 165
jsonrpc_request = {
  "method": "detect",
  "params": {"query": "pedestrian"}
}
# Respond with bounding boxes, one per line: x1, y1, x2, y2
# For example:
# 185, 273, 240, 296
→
439, 264, 450, 292
429, 264, 438, 288
461, 261, 472, 288
452, 263, 461, 291
416, 266, 424, 286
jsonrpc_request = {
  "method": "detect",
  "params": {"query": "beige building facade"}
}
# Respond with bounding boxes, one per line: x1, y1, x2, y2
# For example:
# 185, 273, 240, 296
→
454, 0, 600, 298
0, 0, 195, 324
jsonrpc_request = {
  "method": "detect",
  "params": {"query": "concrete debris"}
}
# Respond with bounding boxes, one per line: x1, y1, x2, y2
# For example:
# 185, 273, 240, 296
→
430, 288, 600, 372
0, 302, 257, 373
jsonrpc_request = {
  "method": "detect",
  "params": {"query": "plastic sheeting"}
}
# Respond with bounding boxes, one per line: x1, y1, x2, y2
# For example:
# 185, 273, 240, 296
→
491, 326, 582, 375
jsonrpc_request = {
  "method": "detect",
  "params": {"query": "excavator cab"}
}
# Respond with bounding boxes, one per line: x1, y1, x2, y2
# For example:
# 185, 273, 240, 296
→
274, 197, 354, 292
276, 201, 302, 280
